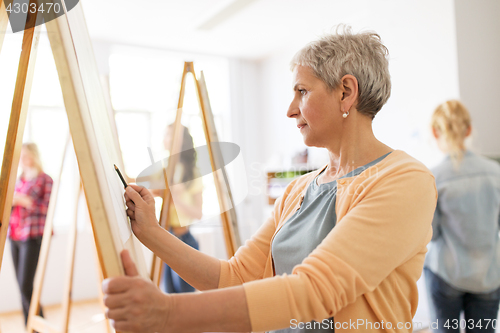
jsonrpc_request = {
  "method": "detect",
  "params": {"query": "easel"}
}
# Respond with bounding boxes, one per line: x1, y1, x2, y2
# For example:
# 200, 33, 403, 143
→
1, 1, 145, 332
26, 138, 112, 333
150, 62, 243, 286
1, 1, 245, 331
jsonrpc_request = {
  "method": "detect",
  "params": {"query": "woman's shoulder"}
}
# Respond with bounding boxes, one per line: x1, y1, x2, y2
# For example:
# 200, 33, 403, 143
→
375, 150, 433, 176
349, 151, 437, 202
432, 151, 500, 181
467, 152, 500, 174
39, 172, 54, 184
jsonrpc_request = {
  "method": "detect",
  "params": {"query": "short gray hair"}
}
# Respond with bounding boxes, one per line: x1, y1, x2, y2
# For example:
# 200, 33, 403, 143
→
290, 26, 391, 119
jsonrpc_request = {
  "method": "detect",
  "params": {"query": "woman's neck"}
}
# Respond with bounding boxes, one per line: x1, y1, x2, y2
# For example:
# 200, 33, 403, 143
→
23, 168, 39, 180
321, 115, 392, 182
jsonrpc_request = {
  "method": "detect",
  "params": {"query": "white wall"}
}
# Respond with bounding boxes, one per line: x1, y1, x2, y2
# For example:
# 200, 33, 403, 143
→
228, 59, 269, 241
455, 0, 500, 157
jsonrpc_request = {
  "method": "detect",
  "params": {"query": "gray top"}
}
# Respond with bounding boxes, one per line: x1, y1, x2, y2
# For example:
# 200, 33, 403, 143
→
270, 152, 391, 333
425, 151, 500, 293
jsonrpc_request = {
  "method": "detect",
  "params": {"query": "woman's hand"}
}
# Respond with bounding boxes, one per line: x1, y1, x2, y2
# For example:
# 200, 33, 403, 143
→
12, 193, 33, 208
124, 184, 158, 240
102, 250, 171, 332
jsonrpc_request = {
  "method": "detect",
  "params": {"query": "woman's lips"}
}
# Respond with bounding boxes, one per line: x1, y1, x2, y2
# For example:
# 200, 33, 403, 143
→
297, 124, 307, 130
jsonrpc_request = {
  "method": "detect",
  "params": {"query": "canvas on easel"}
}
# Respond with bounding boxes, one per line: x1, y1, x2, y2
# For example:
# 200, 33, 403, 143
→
41, 0, 148, 280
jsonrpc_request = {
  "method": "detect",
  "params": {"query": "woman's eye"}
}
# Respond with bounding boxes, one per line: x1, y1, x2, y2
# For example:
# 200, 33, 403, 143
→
299, 89, 306, 96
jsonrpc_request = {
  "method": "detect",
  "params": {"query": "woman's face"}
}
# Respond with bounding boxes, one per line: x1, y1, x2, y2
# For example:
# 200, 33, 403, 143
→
287, 65, 343, 148
20, 148, 35, 169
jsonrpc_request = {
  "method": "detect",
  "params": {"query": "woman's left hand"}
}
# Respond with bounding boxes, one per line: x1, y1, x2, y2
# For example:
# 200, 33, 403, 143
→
102, 250, 171, 332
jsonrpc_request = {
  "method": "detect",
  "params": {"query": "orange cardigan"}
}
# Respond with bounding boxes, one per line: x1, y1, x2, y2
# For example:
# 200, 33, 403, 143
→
218, 150, 437, 332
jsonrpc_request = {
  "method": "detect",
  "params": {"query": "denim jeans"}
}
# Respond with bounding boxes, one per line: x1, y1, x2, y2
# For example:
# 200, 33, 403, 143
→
10, 238, 44, 325
425, 268, 500, 333
162, 230, 199, 293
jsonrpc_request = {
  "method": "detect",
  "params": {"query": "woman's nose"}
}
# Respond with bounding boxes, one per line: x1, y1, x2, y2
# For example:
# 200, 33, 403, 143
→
287, 98, 299, 118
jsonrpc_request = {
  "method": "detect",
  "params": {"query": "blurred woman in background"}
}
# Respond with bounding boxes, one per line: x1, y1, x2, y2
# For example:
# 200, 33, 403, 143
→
158, 124, 203, 293
9, 143, 53, 325
425, 100, 500, 332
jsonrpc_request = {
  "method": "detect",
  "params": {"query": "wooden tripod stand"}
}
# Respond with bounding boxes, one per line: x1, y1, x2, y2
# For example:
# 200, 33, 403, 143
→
1, 1, 145, 332
150, 62, 243, 286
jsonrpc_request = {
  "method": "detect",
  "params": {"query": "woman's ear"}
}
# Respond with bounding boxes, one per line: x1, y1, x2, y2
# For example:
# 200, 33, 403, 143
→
340, 74, 359, 112
465, 126, 472, 138
432, 127, 440, 140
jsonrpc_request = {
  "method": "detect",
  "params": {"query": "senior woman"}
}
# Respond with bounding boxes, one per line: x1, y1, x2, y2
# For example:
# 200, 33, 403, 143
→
102, 27, 437, 333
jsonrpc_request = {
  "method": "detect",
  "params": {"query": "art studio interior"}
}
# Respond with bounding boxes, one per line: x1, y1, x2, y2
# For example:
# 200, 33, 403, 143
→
0, 0, 499, 332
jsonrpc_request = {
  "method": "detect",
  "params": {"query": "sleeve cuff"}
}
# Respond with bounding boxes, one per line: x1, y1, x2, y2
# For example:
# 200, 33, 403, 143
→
218, 259, 233, 289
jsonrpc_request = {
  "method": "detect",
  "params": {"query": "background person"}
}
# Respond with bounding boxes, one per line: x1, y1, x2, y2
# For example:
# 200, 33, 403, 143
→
9, 143, 53, 325
424, 100, 500, 333
102, 27, 437, 333
154, 124, 203, 293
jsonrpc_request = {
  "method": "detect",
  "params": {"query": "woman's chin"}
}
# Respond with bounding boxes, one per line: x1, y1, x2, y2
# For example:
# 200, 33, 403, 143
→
301, 136, 319, 148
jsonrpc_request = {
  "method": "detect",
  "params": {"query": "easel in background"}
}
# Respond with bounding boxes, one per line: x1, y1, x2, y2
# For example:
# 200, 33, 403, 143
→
150, 62, 242, 286
26, 138, 112, 333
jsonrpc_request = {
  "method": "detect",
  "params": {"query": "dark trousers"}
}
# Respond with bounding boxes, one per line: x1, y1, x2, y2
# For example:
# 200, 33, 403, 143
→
162, 230, 199, 293
425, 268, 500, 333
10, 238, 44, 325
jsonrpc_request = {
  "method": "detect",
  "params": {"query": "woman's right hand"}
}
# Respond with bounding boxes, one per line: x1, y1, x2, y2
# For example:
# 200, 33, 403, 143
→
12, 193, 33, 208
124, 184, 158, 241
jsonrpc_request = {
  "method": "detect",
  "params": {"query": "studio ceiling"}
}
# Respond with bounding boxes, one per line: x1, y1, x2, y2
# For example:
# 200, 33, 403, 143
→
81, 0, 376, 59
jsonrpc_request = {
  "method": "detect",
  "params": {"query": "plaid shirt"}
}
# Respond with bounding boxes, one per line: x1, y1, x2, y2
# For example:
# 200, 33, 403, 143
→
8, 172, 53, 241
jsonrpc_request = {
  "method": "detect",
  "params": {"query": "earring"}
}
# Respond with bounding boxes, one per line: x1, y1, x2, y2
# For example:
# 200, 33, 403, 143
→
343, 110, 349, 119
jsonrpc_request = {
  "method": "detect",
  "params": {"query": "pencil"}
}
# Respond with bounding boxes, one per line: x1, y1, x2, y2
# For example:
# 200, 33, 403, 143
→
114, 164, 128, 189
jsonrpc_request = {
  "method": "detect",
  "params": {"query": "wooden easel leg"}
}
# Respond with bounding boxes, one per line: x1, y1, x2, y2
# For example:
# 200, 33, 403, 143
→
26, 136, 69, 333
27, 175, 85, 333
151, 62, 188, 286
0, 0, 40, 273
60, 181, 81, 332
194, 70, 240, 257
